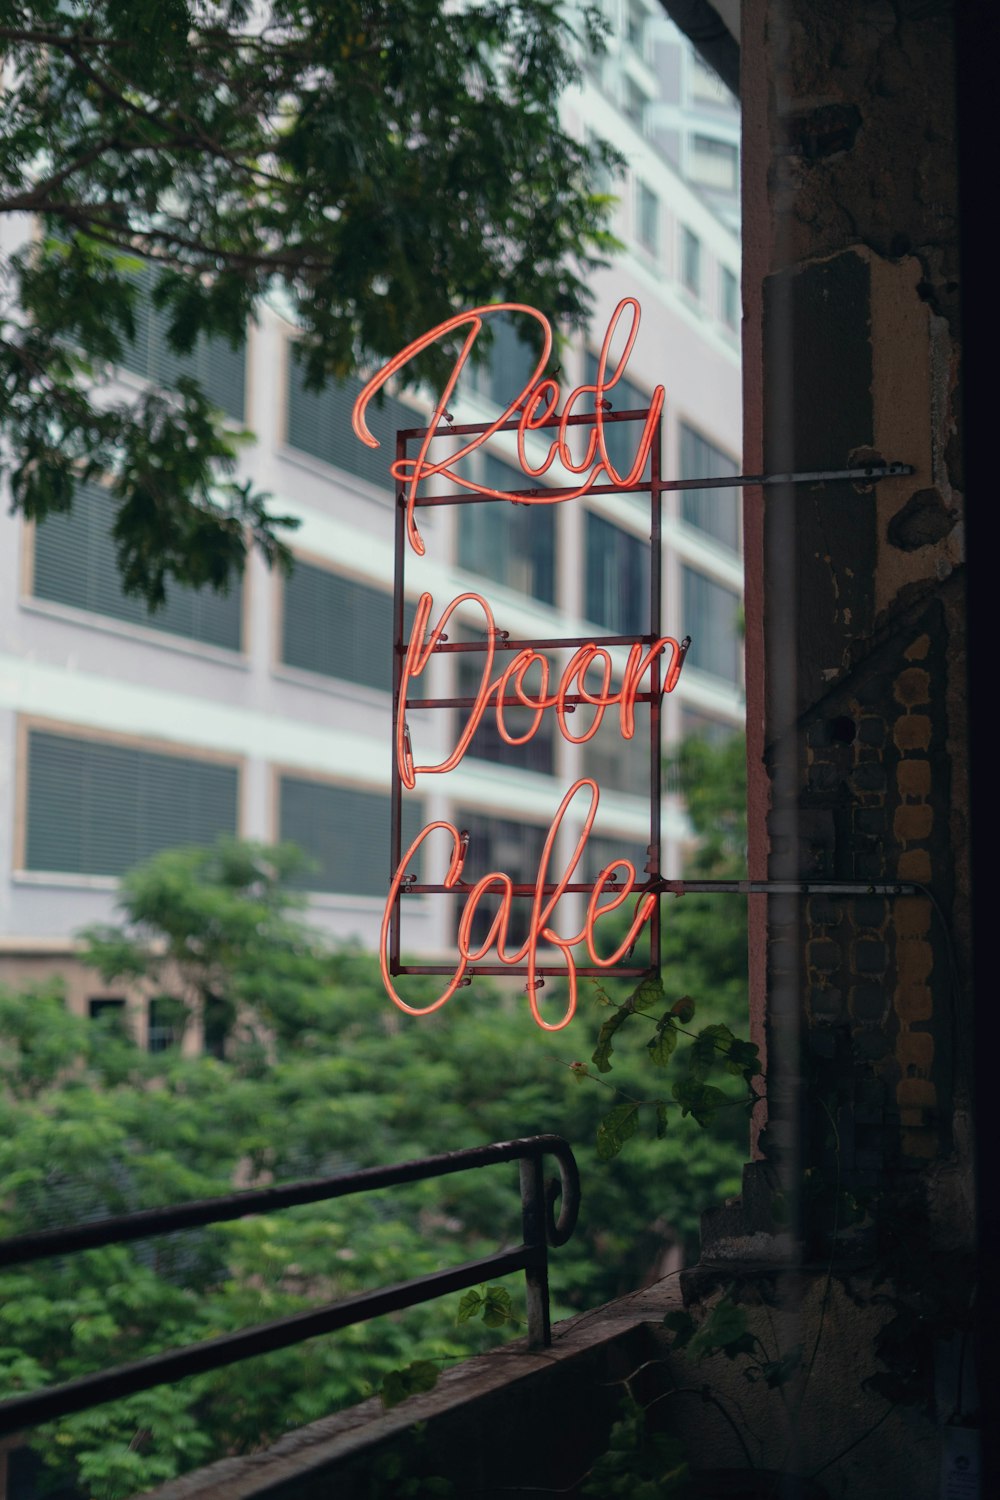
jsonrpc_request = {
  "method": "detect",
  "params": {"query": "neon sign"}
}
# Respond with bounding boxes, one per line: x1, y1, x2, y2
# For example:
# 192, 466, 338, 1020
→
352, 300, 686, 1030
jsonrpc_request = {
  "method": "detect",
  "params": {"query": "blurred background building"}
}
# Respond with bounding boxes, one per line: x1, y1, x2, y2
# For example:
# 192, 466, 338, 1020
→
0, 1, 743, 1043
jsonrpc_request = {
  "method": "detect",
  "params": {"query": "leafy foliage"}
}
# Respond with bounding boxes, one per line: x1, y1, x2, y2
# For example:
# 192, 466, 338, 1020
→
1, 734, 751, 1494
0, 0, 618, 604
572, 734, 759, 1160
580, 1396, 690, 1498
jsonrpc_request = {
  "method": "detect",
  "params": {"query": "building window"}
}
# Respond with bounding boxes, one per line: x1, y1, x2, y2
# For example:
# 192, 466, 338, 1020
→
690, 51, 733, 106
681, 567, 743, 685
281, 559, 415, 693
721, 267, 739, 331
147, 998, 178, 1054
585, 513, 649, 636
453, 811, 547, 948
89, 997, 127, 1028
472, 314, 542, 409
582, 832, 650, 886
23, 729, 239, 877
458, 455, 556, 604
584, 353, 654, 482
625, 0, 646, 54
118, 263, 245, 421
586, 129, 615, 198
32, 480, 243, 651
455, 630, 555, 777
278, 776, 423, 896
581, 699, 649, 797
679, 424, 741, 553
624, 76, 648, 130
286, 349, 417, 488
681, 228, 702, 298
691, 135, 739, 194
681, 707, 739, 745
637, 182, 660, 255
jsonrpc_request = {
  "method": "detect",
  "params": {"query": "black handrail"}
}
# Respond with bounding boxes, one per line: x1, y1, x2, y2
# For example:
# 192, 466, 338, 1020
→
0, 1134, 580, 1437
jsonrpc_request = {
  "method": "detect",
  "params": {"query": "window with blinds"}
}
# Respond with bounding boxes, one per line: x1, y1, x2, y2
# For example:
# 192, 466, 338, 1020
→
582, 832, 651, 886
453, 810, 547, 948
285, 350, 418, 489
472, 314, 541, 410
118, 263, 246, 421
584, 513, 649, 635
24, 730, 239, 876
280, 559, 415, 693
32, 480, 243, 650
583, 352, 653, 482
581, 700, 649, 796
454, 629, 555, 776
278, 777, 424, 896
457, 455, 556, 605
679, 424, 741, 553
682, 566, 743, 685
681, 227, 702, 298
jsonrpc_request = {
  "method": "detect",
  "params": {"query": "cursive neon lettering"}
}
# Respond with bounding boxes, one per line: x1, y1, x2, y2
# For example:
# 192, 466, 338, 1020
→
380, 781, 657, 1031
398, 592, 684, 781
352, 298, 666, 556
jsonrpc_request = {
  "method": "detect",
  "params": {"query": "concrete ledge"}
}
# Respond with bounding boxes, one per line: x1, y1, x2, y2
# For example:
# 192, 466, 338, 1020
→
144, 1280, 685, 1500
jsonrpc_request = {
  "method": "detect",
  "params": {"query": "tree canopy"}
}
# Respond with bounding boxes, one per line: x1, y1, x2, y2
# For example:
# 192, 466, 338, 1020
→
0, 728, 751, 1493
0, 0, 617, 604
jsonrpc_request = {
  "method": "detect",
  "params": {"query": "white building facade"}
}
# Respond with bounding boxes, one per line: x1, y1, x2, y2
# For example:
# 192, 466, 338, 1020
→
0, 7, 743, 1038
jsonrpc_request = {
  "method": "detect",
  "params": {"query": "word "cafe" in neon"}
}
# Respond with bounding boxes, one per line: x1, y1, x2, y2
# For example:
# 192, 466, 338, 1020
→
351, 299, 688, 1031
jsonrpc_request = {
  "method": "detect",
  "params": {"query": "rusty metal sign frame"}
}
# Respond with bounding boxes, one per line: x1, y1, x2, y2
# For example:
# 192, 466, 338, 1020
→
387, 402, 670, 986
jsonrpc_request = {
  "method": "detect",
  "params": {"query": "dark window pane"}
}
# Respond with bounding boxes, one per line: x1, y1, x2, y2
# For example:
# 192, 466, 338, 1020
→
581, 700, 650, 796
453, 811, 547, 949
681, 707, 739, 745
147, 997, 178, 1054
117, 263, 245, 420
26, 731, 238, 875
682, 227, 702, 297
33, 480, 242, 650
682, 567, 742, 684
679, 424, 740, 552
582, 832, 651, 886
475, 313, 541, 409
458, 456, 555, 604
585, 513, 649, 635
281, 560, 415, 692
584, 352, 653, 482
286, 351, 416, 489
279, 777, 423, 895
455, 630, 555, 776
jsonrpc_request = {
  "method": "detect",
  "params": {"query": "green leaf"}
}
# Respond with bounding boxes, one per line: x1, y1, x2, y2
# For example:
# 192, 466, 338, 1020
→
456, 1290, 482, 1324
647, 1019, 678, 1067
380, 1360, 441, 1410
689, 1023, 736, 1081
671, 1078, 729, 1127
628, 971, 665, 1015
595, 1102, 640, 1161
663, 1309, 696, 1348
655, 1100, 669, 1138
670, 995, 696, 1024
687, 1297, 755, 1361
482, 1287, 514, 1328
591, 1005, 631, 1074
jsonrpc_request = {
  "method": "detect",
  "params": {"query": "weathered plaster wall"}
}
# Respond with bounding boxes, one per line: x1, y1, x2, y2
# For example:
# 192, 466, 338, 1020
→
684, 2, 975, 1494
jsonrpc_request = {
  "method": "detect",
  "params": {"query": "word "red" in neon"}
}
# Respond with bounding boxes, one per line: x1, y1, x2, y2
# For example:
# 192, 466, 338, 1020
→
397, 591, 684, 789
380, 780, 656, 1031
352, 298, 665, 557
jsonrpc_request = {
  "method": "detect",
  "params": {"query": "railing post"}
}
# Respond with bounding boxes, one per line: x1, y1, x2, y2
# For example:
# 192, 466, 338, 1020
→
519, 1152, 551, 1348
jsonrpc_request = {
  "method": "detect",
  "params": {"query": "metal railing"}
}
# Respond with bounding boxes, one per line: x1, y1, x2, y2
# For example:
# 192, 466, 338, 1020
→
0, 1134, 580, 1437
